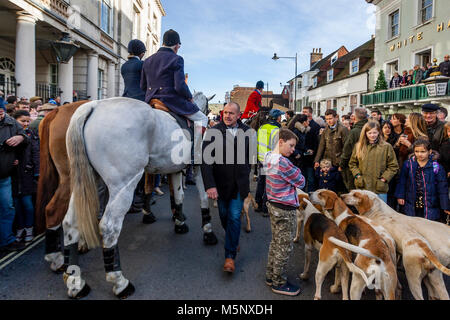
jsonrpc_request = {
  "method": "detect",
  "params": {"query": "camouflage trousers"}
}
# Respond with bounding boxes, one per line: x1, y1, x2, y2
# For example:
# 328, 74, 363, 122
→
265, 202, 296, 287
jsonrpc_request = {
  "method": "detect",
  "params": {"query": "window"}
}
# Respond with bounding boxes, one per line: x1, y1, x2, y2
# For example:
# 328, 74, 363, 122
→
152, 14, 158, 33
50, 64, 58, 85
101, 0, 113, 35
132, 6, 141, 39
327, 69, 333, 82
420, 0, 433, 24
386, 60, 399, 81
350, 58, 359, 74
98, 69, 104, 100
313, 77, 318, 88
331, 52, 338, 65
416, 49, 431, 68
389, 10, 399, 39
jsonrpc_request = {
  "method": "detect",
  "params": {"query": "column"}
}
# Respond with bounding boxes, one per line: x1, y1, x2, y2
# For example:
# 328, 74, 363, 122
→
15, 12, 37, 99
86, 51, 98, 100
107, 61, 116, 98
58, 57, 73, 103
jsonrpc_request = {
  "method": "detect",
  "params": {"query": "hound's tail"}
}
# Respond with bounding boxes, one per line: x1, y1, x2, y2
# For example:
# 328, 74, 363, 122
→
415, 239, 450, 276
66, 101, 101, 249
329, 236, 385, 290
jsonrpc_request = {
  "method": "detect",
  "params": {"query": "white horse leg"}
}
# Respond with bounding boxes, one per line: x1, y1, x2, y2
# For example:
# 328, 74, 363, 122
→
44, 224, 64, 273
193, 165, 218, 245
171, 172, 189, 234
100, 173, 141, 299
62, 195, 90, 299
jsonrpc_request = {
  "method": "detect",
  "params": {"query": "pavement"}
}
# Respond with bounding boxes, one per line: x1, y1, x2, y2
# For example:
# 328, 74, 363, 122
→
0, 178, 448, 300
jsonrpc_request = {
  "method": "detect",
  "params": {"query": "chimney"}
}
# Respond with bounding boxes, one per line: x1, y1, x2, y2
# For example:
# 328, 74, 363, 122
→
310, 48, 323, 67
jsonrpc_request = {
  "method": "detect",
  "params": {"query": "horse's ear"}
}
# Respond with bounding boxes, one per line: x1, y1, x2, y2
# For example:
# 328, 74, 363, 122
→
207, 94, 216, 101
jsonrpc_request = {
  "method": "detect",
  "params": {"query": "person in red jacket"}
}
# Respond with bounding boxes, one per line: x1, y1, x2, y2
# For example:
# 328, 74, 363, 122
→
242, 81, 264, 121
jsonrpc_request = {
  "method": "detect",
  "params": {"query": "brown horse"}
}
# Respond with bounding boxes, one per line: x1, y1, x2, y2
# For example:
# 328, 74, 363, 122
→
35, 100, 89, 272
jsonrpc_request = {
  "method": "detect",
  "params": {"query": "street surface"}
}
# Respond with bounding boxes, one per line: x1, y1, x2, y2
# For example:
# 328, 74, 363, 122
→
0, 178, 448, 300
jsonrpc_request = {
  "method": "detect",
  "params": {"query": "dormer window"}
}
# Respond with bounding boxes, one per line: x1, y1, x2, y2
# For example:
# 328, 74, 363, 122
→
350, 58, 359, 74
313, 77, 318, 88
331, 52, 338, 65
327, 69, 333, 82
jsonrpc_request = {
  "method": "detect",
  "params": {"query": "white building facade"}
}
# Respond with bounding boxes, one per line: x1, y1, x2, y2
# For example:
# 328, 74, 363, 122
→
0, 0, 165, 103
308, 39, 374, 117
363, 0, 450, 114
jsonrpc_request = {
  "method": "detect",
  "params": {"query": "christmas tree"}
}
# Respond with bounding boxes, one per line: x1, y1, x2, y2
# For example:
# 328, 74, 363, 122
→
375, 70, 388, 91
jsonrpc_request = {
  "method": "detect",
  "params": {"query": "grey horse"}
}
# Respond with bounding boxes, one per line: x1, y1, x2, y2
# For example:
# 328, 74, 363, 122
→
62, 93, 217, 299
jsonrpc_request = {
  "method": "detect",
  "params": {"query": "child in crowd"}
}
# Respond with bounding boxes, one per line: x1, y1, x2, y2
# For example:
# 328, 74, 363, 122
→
264, 128, 305, 296
11, 110, 40, 243
395, 139, 449, 222
315, 159, 340, 193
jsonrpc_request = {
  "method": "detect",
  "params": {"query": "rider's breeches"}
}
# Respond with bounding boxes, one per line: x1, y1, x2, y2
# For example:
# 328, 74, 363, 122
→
186, 110, 208, 128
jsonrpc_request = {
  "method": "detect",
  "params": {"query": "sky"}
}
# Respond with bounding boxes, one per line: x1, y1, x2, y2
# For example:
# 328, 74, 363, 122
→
161, 0, 376, 104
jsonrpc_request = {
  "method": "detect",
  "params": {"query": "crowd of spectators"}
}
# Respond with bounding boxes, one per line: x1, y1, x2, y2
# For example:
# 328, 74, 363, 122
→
389, 54, 450, 89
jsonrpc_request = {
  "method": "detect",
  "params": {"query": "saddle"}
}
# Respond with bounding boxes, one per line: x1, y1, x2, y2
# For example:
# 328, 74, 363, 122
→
150, 99, 193, 135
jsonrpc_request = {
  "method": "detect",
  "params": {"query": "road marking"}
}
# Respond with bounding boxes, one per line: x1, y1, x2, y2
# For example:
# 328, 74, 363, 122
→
0, 234, 45, 271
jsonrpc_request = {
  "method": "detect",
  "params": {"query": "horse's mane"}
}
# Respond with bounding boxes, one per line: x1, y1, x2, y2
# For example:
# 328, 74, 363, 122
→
192, 91, 203, 99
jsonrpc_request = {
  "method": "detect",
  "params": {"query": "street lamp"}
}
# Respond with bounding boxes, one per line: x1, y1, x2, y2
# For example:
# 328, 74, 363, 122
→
51, 32, 80, 64
272, 52, 298, 111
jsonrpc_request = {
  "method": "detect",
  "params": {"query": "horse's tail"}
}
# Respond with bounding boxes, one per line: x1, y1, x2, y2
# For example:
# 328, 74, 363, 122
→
66, 101, 101, 249
34, 109, 59, 235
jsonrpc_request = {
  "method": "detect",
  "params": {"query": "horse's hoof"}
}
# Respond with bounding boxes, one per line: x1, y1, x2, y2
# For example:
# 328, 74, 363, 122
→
69, 283, 91, 300
245, 229, 251, 233
203, 232, 218, 245
172, 213, 186, 222
175, 223, 189, 234
142, 212, 157, 224
116, 282, 135, 300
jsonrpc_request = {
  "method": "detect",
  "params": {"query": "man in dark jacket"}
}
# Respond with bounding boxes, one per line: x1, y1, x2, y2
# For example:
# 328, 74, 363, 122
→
201, 102, 255, 274
302, 106, 321, 192
140, 29, 208, 128
439, 55, 450, 77
314, 109, 349, 169
121, 39, 146, 101
339, 107, 368, 191
0, 107, 28, 252
422, 103, 445, 152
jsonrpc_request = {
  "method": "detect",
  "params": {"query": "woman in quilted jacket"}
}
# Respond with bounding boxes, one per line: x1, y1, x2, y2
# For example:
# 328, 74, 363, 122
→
349, 120, 399, 203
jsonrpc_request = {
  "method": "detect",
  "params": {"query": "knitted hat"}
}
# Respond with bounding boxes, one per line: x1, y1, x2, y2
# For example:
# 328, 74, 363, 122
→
163, 29, 181, 46
127, 39, 146, 56
269, 109, 285, 119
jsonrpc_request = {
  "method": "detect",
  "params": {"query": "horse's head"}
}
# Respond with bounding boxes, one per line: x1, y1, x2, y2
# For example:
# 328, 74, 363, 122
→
192, 92, 216, 115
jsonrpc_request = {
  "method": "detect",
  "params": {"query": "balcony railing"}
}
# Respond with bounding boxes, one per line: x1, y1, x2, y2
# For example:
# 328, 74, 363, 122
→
38, 0, 69, 19
362, 81, 450, 106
